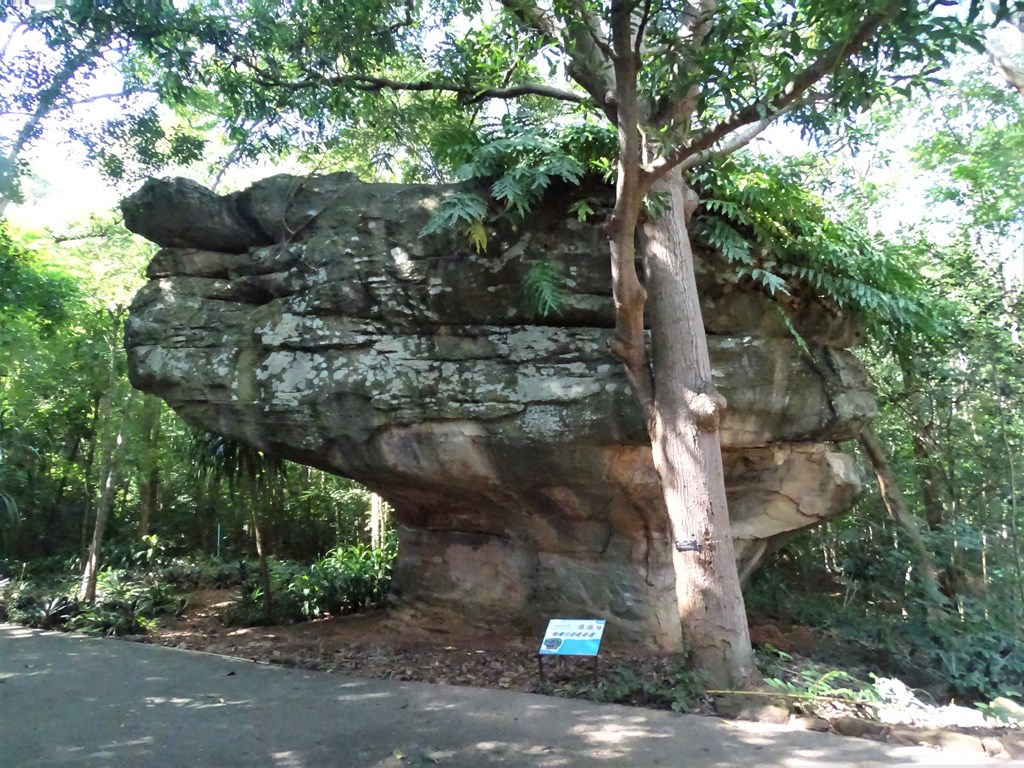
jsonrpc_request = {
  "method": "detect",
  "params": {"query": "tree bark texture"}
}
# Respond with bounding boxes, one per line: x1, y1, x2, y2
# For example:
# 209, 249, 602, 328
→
79, 391, 136, 603
79, 393, 101, 559
605, 0, 654, 417
137, 395, 162, 537
370, 493, 389, 550
641, 167, 756, 689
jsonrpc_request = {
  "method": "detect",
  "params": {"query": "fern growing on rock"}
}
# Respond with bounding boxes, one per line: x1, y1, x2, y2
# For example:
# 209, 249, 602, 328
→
692, 154, 936, 335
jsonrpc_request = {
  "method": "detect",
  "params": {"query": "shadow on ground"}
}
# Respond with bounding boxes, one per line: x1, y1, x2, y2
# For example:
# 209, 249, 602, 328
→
0, 624, 996, 767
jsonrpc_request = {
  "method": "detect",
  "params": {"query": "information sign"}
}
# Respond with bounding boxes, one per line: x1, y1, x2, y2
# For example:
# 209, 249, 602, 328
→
538, 619, 606, 656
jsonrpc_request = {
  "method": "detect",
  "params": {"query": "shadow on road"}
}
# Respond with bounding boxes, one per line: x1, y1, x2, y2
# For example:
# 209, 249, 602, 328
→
0, 625, 988, 767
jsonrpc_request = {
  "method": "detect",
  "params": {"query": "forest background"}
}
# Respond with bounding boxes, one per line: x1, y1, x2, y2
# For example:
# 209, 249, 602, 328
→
0, 0, 1022, 706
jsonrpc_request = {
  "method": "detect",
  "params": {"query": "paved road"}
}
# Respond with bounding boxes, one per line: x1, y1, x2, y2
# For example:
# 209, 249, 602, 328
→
0, 624, 1006, 767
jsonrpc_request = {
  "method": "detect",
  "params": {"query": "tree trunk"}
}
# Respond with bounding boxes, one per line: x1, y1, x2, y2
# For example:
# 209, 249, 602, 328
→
79, 393, 101, 559
204, 471, 220, 554
909, 430, 947, 530
253, 516, 272, 616
995, 388, 1024, 618
858, 425, 946, 605
137, 395, 161, 537
242, 466, 273, 617
79, 392, 137, 603
369, 493, 389, 549
641, 168, 756, 690
596, 1, 757, 688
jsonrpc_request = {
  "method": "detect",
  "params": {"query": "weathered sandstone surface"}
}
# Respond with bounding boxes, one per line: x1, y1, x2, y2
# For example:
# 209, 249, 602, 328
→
123, 173, 873, 647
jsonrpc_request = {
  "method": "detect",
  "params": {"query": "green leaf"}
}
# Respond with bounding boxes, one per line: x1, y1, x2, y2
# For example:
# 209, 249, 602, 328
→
751, 268, 789, 296
420, 192, 489, 237
643, 191, 671, 220
569, 198, 595, 222
464, 219, 487, 253
523, 258, 564, 317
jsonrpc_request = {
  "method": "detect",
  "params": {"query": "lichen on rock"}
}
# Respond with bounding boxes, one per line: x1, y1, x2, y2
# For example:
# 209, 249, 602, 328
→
123, 173, 873, 647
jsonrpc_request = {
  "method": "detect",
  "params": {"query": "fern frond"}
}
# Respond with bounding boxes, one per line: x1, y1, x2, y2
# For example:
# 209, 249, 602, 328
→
492, 175, 529, 215
694, 152, 936, 332
464, 219, 487, 253
570, 198, 595, 222
524, 258, 564, 317
420, 192, 488, 237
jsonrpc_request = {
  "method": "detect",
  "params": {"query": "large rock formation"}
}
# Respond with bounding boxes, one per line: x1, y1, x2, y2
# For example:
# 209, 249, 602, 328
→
123, 172, 873, 648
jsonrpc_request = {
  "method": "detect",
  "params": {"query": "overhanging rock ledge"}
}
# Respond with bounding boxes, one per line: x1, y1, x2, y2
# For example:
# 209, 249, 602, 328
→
123, 172, 874, 647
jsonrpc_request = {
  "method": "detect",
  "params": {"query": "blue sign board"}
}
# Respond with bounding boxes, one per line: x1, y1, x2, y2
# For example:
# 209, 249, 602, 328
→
539, 619, 606, 656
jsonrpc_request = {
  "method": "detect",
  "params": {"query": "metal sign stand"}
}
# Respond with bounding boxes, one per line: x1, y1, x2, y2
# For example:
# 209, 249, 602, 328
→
537, 653, 599, 687
536, 619, 606, 688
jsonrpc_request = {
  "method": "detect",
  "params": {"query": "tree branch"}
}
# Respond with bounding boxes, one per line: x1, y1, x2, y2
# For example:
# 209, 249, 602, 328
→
247, 64, 590, 106
558, 0, 615, 61
649, 0, 717, 134
676, 93, 820, 171
606, 0, 655, 419
499, 0, 616, 121
648, 8, 892, 180
348, 74, 590, 104
634, 0, 653, 56
0, 88, 151, 119
1, 34, 109, 215
372, 0, 416, 39
63, 87, 156, 108
0, 17, 29, 64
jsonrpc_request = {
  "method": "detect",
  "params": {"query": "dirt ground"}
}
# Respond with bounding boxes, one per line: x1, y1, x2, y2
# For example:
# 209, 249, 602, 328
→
140, 589, 684, 696
134, 589, 1024, 761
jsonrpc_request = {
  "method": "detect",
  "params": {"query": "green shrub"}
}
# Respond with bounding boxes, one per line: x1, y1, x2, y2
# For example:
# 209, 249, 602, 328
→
293, 542, 395, 618
221, 542, 396, 627
152, 555, 254, 590
70, 569, 182, 636
0, 568, 80, 629
102, 534, 171, 571
903, 617, 1024, 703
747, 557, 1024, 704
587, 663, 704, 713
546, 645, 704, 713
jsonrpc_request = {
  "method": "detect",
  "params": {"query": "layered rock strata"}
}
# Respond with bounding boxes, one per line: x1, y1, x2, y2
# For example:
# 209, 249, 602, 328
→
123, 173, 872, 647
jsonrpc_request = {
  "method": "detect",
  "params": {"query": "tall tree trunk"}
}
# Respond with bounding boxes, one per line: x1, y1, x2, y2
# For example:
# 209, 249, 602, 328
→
995, 388, 1024, 619
204, 471, 220, 554
137, 395, 161, 537
641, 168, 756, 689
79, 392, 137, 603
600, 1, 754, 689
79, 393, 101, 559
369, 493, 389, 549
859, 425, 946, 605
909, 430, 947, 530
243, 466, 273, 617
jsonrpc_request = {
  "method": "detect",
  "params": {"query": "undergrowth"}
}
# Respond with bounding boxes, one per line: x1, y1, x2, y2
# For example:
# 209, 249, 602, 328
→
221, 541, 396, 627
540, 644, 706, 713
746, 560, 1024, 705
0, 566, 181, 636
756, 646, 883, 717
1, 537, 395, 636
